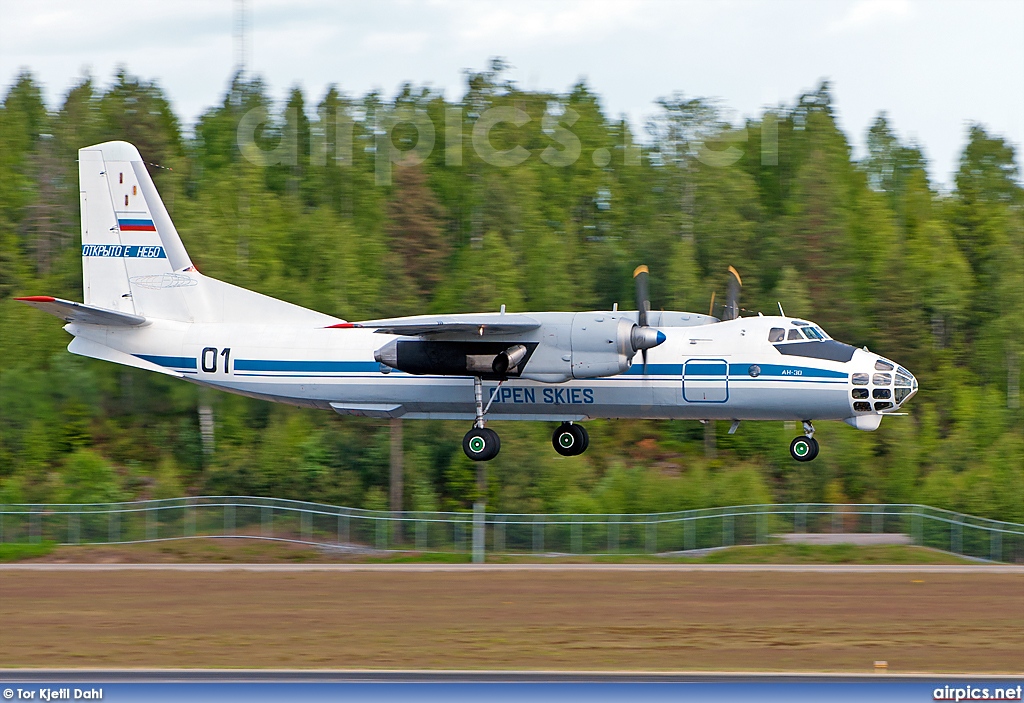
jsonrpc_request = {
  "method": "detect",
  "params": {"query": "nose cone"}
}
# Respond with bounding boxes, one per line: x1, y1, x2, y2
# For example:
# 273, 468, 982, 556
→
630, 325, 665, 352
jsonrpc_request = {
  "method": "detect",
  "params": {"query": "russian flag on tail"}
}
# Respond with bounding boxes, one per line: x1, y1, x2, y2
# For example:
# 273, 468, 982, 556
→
117, 217, 156, 232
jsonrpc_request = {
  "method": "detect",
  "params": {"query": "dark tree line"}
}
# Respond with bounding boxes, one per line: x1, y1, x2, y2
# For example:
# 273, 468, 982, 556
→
0, 64, 1021, 520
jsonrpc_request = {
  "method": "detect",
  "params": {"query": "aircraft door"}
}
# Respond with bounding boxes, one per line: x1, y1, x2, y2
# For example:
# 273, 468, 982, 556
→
683, 359, 729, 403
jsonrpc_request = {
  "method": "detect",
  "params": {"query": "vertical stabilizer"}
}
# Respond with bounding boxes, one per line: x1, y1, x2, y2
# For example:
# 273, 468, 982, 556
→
79, 141, 193, 320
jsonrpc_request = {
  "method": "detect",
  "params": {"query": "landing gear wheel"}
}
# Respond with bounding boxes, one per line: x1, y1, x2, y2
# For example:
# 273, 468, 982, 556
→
464, 427, 500, 461
552, 423, 589, 456
790, 435, 819, 462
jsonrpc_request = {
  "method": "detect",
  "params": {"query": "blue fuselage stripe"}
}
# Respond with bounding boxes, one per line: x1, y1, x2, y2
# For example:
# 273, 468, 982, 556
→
136, 354, 197, 369
233, 360, 381, 373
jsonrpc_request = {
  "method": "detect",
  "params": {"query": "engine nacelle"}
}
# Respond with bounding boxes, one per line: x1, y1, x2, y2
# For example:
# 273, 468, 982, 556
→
569, 314, 637, 379
372, 312, 665, 382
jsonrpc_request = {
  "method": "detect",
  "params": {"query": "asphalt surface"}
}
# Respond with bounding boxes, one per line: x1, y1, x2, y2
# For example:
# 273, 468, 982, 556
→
2, 563, 1022, 572
2, 670, 1022, 683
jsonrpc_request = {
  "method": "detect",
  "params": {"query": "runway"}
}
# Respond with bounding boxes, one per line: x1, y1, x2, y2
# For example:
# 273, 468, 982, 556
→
2, 669, 1022, 683
2, 562, 1022, 572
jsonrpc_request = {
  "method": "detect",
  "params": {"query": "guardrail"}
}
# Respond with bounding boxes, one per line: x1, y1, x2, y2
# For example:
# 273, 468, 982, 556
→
1, 498, 1022, 562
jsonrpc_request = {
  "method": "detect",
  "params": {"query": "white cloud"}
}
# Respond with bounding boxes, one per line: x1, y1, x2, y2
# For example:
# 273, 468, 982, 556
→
828, 0, 914, 33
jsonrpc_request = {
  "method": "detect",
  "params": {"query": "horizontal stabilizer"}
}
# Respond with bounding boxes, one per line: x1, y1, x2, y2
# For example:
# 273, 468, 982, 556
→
67, 337, 182, 378
334, 313, 541, 336
15, 296, 146, 326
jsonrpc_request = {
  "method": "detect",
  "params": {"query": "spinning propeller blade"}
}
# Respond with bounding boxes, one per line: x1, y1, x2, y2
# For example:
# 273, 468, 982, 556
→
723, 266, 742, 321
632, 265, 664, 373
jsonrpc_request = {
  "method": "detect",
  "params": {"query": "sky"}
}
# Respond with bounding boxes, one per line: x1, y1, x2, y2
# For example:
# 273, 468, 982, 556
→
1, 0, 1021, 189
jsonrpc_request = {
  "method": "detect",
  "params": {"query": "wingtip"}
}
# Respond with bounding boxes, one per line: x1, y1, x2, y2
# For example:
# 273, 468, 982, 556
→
15, 296, 57, 303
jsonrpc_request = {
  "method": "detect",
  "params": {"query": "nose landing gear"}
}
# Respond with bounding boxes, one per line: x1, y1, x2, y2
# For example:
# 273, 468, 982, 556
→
552, 422, 589, 456
790, 420, 819, 462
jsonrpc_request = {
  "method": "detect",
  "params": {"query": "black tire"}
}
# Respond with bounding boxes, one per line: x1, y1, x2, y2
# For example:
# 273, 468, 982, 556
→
575, 424, 590, 454
553, 423, 588, 456
464, 427, 500, 461
790, 435, 817, 462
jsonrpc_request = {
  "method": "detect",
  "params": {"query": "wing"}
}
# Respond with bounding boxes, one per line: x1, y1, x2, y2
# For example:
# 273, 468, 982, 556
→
15, 296, 146, 326
329, 313, 541, 336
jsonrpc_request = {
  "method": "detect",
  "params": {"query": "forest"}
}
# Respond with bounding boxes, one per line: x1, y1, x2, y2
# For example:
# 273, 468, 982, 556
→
0, 61, 1021, 521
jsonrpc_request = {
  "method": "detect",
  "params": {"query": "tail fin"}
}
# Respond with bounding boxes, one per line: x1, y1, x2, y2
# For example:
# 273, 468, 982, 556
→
78, 140, 340, 326
79, 141, 194, 320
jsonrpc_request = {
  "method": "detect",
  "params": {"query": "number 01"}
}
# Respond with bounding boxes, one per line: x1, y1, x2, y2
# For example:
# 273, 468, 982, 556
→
201, 347, 231, 373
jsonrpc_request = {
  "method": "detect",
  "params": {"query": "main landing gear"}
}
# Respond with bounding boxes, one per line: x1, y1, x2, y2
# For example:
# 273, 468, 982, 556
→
463, 377, 501, 461
552, 422, 589, 457
790, 420, 819, 462
461, 378, 592, 461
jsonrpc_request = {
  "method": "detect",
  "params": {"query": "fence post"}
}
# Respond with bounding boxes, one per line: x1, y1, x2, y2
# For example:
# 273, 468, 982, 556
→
416, 515, 426, 551
473, 502, 486, 563
147, 506, 156, 541
873, 505, 883, 534
609, 515, 619, 553
797, 504, 806, 533
756, 510, 765, 545
109, 510, 120, 543
339, 512, 349, 545
377, 515, 387, 550
572, 519, 582, 555
991, 530, 1002, 562
646, 519, 657, 554
494, 515, 505, 553
533, 515, 543, 554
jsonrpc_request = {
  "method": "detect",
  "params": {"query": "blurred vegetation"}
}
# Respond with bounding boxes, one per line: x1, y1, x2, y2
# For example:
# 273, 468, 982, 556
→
0, 63, 1021, 520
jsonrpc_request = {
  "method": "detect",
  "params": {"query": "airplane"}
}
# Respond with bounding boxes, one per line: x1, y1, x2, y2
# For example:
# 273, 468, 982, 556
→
16, 141, 918, 463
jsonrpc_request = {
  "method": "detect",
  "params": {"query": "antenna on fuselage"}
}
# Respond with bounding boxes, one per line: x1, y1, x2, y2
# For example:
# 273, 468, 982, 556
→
777, 302, 785, 316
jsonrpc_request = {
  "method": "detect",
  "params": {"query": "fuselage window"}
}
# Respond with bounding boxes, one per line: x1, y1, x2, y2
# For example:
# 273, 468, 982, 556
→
787, 329, 803, 340
875, 360, 894, 371
852, 388, 868, 399
769, 328, 785, 342
873, 373, 892, 386
895, 374, 912, 387
873, 388, 891, 399
854, 401, 872, 412
852, 373, 869, 385
874, 401, 893, 411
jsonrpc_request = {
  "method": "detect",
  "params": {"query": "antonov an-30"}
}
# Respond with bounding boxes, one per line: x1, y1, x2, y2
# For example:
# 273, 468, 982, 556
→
17, 141, 919, 462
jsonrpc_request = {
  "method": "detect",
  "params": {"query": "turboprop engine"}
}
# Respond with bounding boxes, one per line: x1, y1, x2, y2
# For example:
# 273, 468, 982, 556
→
373, 312, 665, 382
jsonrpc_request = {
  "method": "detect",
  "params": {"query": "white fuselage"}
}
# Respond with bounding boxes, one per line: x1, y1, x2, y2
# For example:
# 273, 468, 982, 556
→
67, 313, 914, 425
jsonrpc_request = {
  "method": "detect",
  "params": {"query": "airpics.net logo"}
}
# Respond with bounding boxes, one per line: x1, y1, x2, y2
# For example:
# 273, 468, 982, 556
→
234, 104, 781, 186
934, 684, 1023, 701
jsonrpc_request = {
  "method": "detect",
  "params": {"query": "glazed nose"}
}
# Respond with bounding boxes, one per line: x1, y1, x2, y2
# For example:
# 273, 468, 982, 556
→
892, 364, 917, 405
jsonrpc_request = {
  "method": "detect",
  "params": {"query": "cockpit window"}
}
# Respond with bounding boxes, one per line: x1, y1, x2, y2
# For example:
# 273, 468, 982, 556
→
802, 327, 825, 341
873, 373, 892, 386
787, 329, 803, 340
769, 328, 785, 342
875, 360, 894, 371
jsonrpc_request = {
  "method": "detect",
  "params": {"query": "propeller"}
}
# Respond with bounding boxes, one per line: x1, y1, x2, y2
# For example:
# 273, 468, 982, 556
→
722, 266, 742, 321
632, 265, 665, 373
